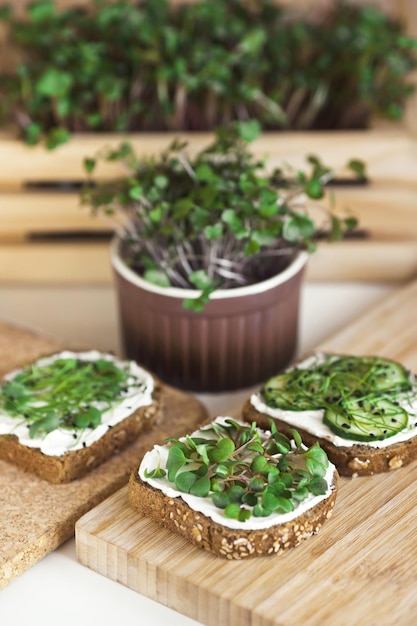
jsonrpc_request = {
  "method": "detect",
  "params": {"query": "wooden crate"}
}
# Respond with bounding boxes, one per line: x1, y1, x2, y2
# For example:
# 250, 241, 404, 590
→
0, 0, 416, 285
0, 127, 416, 285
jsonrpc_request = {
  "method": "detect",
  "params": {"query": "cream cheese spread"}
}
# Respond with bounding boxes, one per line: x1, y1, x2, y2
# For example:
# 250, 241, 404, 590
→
251, 353, 417, 449
0, 350, 154, 456
139, 416, 336, 531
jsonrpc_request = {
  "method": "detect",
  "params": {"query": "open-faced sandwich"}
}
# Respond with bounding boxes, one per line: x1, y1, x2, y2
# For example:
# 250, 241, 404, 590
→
242, 353, 417, 476
129, 416, 338, 559
0, 350, 162, 483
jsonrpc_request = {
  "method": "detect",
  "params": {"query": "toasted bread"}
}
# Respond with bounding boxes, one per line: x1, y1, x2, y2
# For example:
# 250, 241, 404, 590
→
0, 350, 162, 483
242, 353, 417, 476
129, 417, 338, 559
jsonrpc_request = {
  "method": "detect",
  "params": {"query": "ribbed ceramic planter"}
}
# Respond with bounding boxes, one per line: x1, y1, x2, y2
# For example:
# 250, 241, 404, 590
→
111, 238, 308, 392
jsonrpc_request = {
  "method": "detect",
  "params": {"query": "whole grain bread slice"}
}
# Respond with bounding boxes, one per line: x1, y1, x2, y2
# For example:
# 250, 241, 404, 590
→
242, 399, 417, 477
0, 383, 162, 483
128, 416, 338, 559
0, 351, 163, 483
129, 468, 337, 559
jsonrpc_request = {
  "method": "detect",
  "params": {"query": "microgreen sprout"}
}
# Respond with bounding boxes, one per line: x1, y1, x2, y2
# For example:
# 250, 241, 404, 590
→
82, 121, 363, 311
0, 356, 136, 438
145, 418, 329, 521
0, 0, 416, 147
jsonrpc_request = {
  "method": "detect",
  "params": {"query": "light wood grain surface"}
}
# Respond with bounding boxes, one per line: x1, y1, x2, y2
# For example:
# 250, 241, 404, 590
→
76, 278, 417, 626
0, 127, 416, 285
1, 129, 416, 186
0, 322, 208, 590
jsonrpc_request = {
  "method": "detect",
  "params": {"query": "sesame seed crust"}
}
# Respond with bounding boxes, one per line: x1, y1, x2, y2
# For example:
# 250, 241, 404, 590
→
128, 468, 338, 560
241, 398, 417, 477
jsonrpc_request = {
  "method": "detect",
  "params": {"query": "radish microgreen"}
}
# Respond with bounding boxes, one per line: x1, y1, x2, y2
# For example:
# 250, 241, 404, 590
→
145, 418, 330, 522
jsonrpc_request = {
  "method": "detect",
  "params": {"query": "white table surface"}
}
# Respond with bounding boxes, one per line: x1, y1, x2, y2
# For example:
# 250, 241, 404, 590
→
0, 280, 397, 625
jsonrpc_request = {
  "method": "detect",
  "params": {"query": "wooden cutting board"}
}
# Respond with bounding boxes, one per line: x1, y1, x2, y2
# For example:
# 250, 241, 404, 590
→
76, 279, 417, 626
0, 321, 208, 590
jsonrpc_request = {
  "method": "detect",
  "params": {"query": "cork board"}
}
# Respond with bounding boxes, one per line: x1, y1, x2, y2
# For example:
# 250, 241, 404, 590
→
76, 279, 417, 626
0, 321, 208, 589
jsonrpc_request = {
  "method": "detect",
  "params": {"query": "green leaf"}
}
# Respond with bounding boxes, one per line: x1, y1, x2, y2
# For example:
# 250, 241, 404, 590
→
154, 175, 169, 189
344, 217, 358, 231
2, 381, 27, 401
249, 476, 265, 492
144, 466, 166, 479
347, 159, 366, 179
227, 485, 246, 503
208, 437, 235, 463
189, 475, 211, 497
283, 214, 315, 243
305, 443, 329, 478
247, 440, 264, 454
238, 508, 251, 522
305, 178, 324, 200
329, 216, 343, 241
237, 119, 261, 143
28, 0, 55, 21
253, 503, 270, 517
204, 223, 223, 239
194, 443, 210, 466
83, 158, 96, 174
212, 492, 230, 509
0, 5, 11, 20
263, 492, 294, 513
250, 455, 268, 473
24, 123, 42, 146
188, 270, 212, 291
251, 229, 276, 247
37, 69, 73, 97
56, 97, 71, 118
73, 406, 102, 429
258, 203, 279, 218
308, 477, 328, 495
221, 209, 242, 231
195, 163, 215, 182
129, 185, 143, 200
149, 207, 163, 222
29, 413, 61, 438
290, 429, 303, 449
143, 269, 170, 288
45, 127, 70, 150
213, 464, 229, 478
166, 445, 188, 482
173, 198, 194, 218
244, 238, 260, 256
182, 292, 210, 313
175, 470, 197, 493
224, 503, 241, 519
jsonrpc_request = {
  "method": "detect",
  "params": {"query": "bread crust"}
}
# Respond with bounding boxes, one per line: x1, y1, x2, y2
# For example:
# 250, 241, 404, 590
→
0, 382, 162, 484
242, 398, 417, 477
128, 463, 338, 560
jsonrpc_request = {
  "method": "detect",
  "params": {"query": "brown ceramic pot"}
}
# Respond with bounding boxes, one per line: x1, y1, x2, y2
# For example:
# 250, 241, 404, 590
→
111, 238, 308, 392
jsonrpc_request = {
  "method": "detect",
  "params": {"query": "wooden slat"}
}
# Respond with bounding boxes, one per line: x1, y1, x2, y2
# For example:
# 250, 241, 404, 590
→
0, 128, 416, 186
0, 240, 415, 285
306, 240, 417, 282
0, 242, 111, 284
0, 182, 416, 241
75, 278, 417, 626
0, 191, 112, 239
